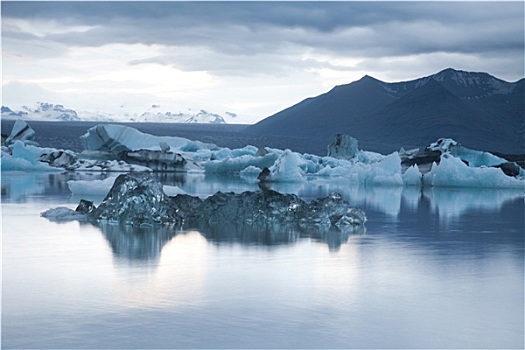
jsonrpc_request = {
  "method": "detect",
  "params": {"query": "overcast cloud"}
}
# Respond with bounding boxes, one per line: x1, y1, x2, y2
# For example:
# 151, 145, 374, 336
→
2, 1, 524, 123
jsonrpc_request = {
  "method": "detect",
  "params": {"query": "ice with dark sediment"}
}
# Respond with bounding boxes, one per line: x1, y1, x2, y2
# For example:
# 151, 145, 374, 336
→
42, 173, 367, 232
4, 119, 37, 147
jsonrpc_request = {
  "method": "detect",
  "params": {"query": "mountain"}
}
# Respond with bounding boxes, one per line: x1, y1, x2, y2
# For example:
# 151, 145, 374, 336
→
245, 68, 524, 154
1, 103, 234, 124
1, 102, 81, 121
132, 109, 227, 124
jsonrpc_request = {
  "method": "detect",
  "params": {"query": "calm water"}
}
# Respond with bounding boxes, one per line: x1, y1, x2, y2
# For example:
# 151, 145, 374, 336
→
2, 171, 524, 349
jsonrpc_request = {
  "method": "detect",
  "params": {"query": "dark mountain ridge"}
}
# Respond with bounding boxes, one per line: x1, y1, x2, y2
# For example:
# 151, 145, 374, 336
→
245, 68, 524, 154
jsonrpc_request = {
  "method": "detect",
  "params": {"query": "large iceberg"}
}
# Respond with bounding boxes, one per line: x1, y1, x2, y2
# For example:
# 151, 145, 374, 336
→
80, 124, 218, 153
42, 173, 367, 232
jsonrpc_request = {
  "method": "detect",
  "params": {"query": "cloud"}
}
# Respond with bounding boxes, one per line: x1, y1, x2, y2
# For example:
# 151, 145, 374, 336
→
1, 1, 523, 122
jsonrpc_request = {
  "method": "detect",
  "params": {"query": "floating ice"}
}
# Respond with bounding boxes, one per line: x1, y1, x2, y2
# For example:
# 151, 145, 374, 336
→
327, 134, 359, 159
81, 124, 218, 153
40, 206, 90, 222
258, 149, 308, 182
204, 153, 278, 174
44, 173, 367, 231
423, 155, 524, 188
427, 138, 507, 167
1, 141, 62, 172
402, 164, 423, 186
4, 119, 37, 146
118, 149, 203, 172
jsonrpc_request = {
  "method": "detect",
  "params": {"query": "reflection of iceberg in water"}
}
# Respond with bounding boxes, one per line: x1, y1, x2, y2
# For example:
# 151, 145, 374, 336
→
98, 223, 179, 262
1, 171, 109, 202
198, 221, 365, 252
282, 180, 406, 217
1, 172, 46, 201
424, 187, 524, 222
95, 221, 365, 261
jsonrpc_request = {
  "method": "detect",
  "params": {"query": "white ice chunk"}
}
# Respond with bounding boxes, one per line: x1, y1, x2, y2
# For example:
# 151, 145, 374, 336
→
450, 147, 506, 167
40, 206, 88, 222
239, 165, 263, 177
402, 164, 423, 186
423, 155, 524, 189
204, 153, 278, 174
427, 138, 506, 167
81, 124, 219, 152
263, 149, 307, 182
1, 141, 62, 172
365, 152, 404, 186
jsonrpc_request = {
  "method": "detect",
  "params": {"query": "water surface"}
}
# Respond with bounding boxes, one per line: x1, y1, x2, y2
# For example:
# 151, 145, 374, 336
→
2, 172, 524, 349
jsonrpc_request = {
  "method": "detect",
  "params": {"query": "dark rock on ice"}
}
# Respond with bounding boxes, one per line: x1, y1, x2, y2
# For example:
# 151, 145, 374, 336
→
327, 134, 358, 159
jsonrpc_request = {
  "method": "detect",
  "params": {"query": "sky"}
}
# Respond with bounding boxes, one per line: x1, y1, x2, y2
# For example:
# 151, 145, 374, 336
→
2, 1, 524, 124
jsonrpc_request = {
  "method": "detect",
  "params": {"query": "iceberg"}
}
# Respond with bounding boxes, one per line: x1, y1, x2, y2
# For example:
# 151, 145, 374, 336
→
427, 138, 508, 167
327, 134, 359, 160
4, 119, 37, 147
41, 206, 91, 222
118, 149, 203, 172
2, 141, 63, 172
423, 155, 524, 188
258, 149, 308, 182
80, 124, 218, 153
43, 173, 367, 231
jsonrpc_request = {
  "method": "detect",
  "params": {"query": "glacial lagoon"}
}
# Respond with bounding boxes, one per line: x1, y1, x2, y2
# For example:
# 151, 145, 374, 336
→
2, 171, 523, 349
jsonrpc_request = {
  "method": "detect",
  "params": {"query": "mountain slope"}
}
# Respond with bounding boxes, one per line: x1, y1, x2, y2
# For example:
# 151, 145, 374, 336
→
245, 68, 524, 154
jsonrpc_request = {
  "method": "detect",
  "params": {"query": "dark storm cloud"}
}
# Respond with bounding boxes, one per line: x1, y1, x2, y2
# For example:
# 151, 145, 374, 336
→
2, 1, 524, 78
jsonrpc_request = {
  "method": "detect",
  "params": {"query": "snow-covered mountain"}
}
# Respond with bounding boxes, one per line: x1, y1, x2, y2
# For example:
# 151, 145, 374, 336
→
245, 68, 524, 154
1, 103, 236, 124
2, 103, 81, 121
131, 108, 228, 124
